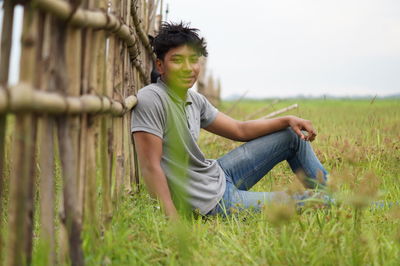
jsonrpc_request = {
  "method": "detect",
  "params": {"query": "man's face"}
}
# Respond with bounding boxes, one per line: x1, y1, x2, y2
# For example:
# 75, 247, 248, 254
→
156, 45, 201, 92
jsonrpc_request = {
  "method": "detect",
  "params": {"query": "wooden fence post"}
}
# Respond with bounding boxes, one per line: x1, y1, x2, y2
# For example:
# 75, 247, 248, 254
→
82, 0, 99, 249
65, 13, 83, 225
51, 16, 84, 266
122, 0, 131, 196
112, 0, 125, 203
36, 14, 56, 264
124, 51, 136, 195
79, 0, 98, 259
94, 0, 113, 229
0, 0, 15, 263
6, 4, 39, 266
35, 9, 57, 266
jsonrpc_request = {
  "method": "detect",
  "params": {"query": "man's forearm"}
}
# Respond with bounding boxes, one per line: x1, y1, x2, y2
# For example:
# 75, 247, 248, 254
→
141, 166, 177, 218
239, 116, 291, 141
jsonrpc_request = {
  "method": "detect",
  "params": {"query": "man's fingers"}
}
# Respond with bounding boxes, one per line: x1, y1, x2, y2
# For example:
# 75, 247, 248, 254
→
300, 128, 316, 142
303, 122, 317, 141
309, 133, 315, 142
308, 129, 317, 141
294, 127, 305, 140
290, 118, 317, 141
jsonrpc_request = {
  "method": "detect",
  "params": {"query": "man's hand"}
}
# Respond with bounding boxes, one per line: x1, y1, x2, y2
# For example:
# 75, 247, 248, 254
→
287, 116, 317, 141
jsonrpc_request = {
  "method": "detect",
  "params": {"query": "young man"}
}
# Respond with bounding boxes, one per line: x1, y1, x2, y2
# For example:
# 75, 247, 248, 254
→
131, 22, 328, 219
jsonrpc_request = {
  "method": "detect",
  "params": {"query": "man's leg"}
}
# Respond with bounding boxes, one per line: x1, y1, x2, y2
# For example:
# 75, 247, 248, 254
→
209, 180, 313, 215
217, 127, 328, 191
211, 128, 329, 215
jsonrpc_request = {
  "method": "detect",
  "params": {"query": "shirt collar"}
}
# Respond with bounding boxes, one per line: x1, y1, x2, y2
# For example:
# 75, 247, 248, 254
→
157, 78, 193, 106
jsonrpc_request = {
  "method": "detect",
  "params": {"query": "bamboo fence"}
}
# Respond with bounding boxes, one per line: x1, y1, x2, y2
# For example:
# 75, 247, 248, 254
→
0, 0, 160, 265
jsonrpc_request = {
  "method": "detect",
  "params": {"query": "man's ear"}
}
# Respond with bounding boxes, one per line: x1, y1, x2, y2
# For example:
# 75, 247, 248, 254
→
155, 59, 164, 75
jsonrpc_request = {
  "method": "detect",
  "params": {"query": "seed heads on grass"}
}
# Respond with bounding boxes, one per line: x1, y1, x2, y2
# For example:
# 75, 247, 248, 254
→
286, 176, 305, 196
345, 171, 380, 209
387, 206, 400, 220
263, 200, 296, 227
317, 170, 325, 185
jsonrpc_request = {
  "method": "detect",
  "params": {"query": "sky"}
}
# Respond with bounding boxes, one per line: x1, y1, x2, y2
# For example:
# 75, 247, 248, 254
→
1, 0, 400, 98
0, 3, 23, 89
166, 0, 400, 98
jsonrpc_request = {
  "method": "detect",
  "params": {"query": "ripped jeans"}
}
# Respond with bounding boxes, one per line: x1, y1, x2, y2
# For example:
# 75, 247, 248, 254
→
208, 128, 329, 215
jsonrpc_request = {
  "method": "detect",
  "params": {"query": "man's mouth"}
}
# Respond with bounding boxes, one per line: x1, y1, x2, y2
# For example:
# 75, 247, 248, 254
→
180, 76, 195, 81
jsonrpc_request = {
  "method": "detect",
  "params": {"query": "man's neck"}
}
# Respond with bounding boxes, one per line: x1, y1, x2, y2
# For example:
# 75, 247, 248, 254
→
161, 77, 189, 101
173, 87, 189, 101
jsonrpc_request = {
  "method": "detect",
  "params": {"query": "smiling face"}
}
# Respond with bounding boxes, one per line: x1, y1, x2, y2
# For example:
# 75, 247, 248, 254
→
156, 45, 201, 94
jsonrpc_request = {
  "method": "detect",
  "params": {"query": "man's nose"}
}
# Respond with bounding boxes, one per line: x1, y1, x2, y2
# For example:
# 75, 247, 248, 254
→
182, 59, 193, 71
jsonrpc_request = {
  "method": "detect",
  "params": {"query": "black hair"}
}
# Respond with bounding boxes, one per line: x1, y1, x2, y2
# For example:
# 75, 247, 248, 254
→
152, 22, 208, 60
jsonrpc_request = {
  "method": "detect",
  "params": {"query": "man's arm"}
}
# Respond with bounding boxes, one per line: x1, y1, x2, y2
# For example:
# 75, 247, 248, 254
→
133, 131, 178, 220
205, 113, 316, 142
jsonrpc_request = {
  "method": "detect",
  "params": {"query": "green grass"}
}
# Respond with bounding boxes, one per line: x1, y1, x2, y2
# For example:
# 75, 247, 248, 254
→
81, 98, 400, 265
4, 98, 400, 265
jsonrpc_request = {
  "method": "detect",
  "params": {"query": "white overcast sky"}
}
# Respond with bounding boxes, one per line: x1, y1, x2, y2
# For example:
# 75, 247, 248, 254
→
166, 0, 400, 98
1, 0, 400, 98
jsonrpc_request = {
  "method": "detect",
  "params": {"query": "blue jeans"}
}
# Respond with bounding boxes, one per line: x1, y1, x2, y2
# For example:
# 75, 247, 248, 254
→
208, 128, 329, 215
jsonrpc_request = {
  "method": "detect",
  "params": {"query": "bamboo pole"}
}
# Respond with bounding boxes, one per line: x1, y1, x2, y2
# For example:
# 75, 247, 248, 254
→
114, 118, 124, 199
56, 118, 84, 266
65, 13, 83, 225
37, 117, 56, 265
66, 0, 89, 261
124, 0, 138, 192
121, 0, 131, 195
6, 5, 39, 266
83, 117, 97, 231
261, 104, 299, 119
82, 0, 99, 245
51, 17, 84, 266
0, 83, 136, 115
244, 99, 279, 120
23, 9, 46, 266
106, 1, 117, 205
111, 0, 124, 205
0, 0, 15, 263
97, 0, 112, 228
6, 117, 36, 266
36, 11, 57, 265
127, 61, 139, 192
131, 19, 143, 191
122, 134, 130, 197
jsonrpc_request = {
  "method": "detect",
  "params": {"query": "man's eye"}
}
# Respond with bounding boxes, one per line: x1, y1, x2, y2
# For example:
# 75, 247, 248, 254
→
190, 58, 199, 63
172, 58, 183, 63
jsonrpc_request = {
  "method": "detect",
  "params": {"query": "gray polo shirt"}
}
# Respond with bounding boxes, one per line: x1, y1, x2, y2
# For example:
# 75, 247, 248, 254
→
131, 79, 226, 215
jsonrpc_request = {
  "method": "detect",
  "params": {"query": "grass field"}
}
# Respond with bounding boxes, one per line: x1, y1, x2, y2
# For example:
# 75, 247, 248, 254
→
74, 98, 400, 266
6, 98, 400, 265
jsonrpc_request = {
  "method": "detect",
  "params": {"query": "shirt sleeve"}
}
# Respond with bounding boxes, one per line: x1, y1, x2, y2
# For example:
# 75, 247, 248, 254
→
131, 89, 165, 139
198, 93, 219, 128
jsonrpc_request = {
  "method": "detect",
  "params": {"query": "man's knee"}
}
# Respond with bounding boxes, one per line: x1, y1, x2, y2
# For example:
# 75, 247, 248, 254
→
251, 127, 300, 152
279, 127, 300, 142
281, 127, 301, 150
